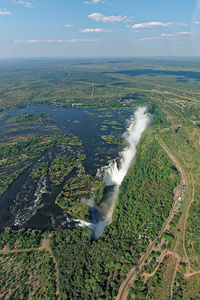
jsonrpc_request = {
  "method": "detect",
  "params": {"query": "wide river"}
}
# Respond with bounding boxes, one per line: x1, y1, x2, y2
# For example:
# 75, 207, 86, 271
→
0, 105, 134, 229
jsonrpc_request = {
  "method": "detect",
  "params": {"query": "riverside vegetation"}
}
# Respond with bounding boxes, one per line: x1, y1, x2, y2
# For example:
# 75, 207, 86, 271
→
0, 58, 200, 299
0, 134, 82, 195
50, 114, 180, 299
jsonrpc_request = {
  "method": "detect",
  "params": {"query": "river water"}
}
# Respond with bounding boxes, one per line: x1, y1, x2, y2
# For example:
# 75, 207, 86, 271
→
0, 105, 134, 229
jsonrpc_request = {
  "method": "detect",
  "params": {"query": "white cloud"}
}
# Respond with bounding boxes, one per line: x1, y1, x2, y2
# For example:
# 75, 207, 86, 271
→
84, 0, 111, 3
14, 39, 99, 44
175, 31, 192, 35
161, 33, 173, 37
133, 22, 172, 29
68, 39, 99, 42
46, 40, 65, 43
139, 37, 163, 41
0, 9, 11, 15
79, 28, 113, 32
140, 31, 195, 41
65, 24, 74, 28
14, 40, 41, 43
88, 12, 133, 23
24, 2, 33, 8
163, 32, 195, 37
132, 21, 188, 29
84, 0, 101, 3
13, 0, 34, 8
195, 21, 200, 24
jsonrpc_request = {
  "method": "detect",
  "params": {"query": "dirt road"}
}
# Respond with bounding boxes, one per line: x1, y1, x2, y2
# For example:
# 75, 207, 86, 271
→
116, 125, 185, 300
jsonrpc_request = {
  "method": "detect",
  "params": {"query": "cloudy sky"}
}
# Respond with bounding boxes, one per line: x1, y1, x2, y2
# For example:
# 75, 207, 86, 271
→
1, 0, 200, 58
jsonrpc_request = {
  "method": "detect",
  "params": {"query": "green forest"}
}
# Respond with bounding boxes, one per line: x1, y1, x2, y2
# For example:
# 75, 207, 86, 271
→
50, 128, 180, 299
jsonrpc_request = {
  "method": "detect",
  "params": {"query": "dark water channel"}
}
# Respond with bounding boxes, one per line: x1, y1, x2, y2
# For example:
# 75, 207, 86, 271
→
0, 105, 133, 229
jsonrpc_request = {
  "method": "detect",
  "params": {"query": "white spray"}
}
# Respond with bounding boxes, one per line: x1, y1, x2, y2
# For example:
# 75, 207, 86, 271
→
77, 107, 150, 238
104, 107, 150, 186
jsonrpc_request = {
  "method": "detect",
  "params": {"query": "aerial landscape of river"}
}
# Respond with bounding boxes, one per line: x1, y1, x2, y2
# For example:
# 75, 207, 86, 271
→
1, 0, 200, 295
0, 105, 139, 231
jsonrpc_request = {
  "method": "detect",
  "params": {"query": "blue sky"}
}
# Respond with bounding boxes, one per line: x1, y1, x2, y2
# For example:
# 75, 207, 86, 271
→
0, 0, 200, 58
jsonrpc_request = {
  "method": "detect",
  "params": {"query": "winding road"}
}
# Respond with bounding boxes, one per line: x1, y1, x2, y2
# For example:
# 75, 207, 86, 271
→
116, 125, 185, 300
58, 68, 71, 85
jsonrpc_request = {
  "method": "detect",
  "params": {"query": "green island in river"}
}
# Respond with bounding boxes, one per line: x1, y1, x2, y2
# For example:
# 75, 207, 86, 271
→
101, 135, 128, 145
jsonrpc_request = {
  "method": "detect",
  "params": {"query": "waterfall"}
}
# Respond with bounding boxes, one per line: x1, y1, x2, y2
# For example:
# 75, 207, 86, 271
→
104, 107, 150, 186
77, 107, 150, 239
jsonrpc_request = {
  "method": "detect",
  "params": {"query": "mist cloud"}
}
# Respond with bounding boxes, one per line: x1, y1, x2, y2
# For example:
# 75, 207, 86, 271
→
79, 107, 150, 239
104, 107, 150, 186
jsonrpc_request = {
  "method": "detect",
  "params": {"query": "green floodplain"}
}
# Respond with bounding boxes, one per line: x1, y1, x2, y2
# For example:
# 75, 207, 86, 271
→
0, 58, 200, 299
